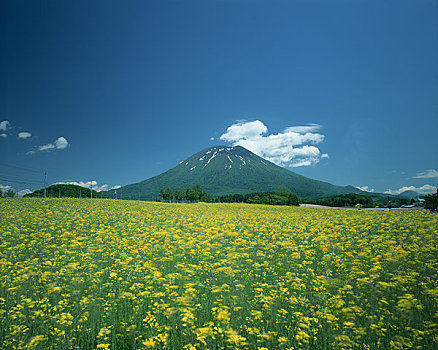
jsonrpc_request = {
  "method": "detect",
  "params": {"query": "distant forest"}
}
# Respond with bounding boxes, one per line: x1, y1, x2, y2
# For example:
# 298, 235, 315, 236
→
215, 186, 301, 206
303, 193, 374, 207
25, 184, 101, 198
159, 185, 416, 208
20, 183, 419, 209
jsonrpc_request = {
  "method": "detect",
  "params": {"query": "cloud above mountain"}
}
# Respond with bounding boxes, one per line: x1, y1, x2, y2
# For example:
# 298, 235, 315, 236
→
385, 184, 437, 195
54, 180, 109, 192
219, 120, 328, 167
355, 185, 375, 193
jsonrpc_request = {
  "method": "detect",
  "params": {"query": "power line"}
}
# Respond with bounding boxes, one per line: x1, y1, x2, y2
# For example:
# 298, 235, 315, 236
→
0, 162, 42, 174
0, 173, 44, 183
0, 161, 65, 179
0, 177, 42, 185
0, 172, 67, 186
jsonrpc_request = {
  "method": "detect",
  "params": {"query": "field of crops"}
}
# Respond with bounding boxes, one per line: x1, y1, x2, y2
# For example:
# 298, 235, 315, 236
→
1, 198, 438, 349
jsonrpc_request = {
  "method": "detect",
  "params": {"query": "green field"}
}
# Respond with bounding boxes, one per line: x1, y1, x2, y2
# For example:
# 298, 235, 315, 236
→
1, 198, 437, 349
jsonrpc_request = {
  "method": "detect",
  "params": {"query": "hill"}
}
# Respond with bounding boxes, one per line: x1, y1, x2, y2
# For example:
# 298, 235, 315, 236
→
105, 145, 364, 199
24, 184, 100, 198
397, 190, 423, 199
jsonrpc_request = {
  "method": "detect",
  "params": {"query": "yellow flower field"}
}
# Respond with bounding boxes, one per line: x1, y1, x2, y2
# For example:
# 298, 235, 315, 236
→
1, 198, 438, 349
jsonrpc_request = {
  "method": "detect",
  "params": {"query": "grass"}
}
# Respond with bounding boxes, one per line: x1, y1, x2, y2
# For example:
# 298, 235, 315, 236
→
1, 198, 437, 349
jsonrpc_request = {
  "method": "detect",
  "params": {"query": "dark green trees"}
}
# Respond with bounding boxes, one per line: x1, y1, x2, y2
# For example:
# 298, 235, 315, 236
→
159, 184, 213, 203
303, 193, 374, 207
215, 187, 301, 206
425, 190, 438, 211
24, 184, 98, 198
159, 187, 174, 201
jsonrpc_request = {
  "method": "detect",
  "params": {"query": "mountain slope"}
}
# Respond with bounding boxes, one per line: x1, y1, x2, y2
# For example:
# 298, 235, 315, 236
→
106, 145, 363, 199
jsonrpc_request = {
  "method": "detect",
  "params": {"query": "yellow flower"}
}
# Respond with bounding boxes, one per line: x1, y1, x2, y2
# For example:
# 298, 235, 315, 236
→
27, 335, 47, 349
142, 338, 156, 347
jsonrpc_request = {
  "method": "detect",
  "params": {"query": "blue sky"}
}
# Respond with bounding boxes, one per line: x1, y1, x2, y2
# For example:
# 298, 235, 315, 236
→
1, 0, 437, 196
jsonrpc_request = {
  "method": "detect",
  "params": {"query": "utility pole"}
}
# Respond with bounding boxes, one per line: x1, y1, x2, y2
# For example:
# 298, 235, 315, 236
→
91, 183, 93, 199
44, 172, 47, 198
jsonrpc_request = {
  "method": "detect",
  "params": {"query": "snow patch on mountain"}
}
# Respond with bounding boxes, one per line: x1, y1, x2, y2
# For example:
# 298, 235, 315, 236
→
203, 151, 218, 168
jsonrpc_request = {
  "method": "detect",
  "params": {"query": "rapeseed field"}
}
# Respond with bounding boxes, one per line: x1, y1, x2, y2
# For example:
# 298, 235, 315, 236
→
1, 198, 437, 349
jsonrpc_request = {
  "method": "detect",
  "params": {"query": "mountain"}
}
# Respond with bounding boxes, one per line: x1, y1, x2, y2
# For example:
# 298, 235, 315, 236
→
397, 190, 423, 199
106, 145, 364, 199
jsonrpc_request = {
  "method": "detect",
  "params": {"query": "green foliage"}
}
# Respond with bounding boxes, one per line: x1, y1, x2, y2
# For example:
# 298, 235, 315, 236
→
303, 193, 374, 208
370, 195, 410, 208
424, 190, 438, 211
24, 184, 99, 198
159, 187, 173, 201
175, 189, 185, 201
216, 187, 300, 206
159, 184, 214, 203
185, 187, 198, 202
4, 189, 15, 197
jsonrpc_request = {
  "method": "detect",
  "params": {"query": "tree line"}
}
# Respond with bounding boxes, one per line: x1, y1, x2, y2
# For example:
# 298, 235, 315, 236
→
159, 185, 301, 206
303, 193, 374, 208
159, 184, 213, 203
215, 186, 301, 206
159, 186, 425, 209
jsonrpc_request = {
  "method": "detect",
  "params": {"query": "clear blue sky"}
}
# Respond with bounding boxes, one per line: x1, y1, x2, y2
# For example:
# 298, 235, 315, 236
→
1, 0, 437, 196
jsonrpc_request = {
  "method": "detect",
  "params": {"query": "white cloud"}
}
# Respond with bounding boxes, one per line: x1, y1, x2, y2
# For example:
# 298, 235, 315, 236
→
55, 137, 69, 149
30, 136, 70, 154
18, 132, 32, 139
54, 180, 109, 192
219, 120, 327, 167
413, 169, 438, 179
356, 185, 375, 193
95, 184, 109, 192
210, 137, 215, 141
17, 189, 32, 197
38, 143, 55, 152
284, 123, 322, 133
220, 120, 268, 142
0, 133, 6, 138
110, 185, 121, 190
0, 184, 12, 192
385, 184, 437, 195
0, 120, 10, 131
